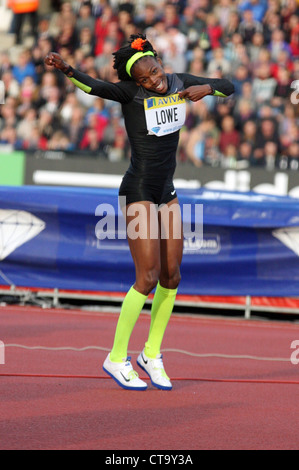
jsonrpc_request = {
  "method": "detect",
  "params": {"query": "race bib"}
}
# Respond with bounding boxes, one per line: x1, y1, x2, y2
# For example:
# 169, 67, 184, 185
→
144, 93, 186, 137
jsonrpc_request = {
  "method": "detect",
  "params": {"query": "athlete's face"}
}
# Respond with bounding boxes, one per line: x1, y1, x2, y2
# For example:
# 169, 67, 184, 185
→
132, 57, 168, 94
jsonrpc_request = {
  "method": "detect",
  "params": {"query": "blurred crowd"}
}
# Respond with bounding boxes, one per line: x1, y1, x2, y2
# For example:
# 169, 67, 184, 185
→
0, 0, 299, 169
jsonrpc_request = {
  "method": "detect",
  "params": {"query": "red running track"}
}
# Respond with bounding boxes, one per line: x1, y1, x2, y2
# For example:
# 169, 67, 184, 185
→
0, 305, 299, 450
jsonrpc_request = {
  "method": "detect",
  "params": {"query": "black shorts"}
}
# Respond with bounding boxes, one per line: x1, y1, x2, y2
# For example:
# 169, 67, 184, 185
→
119, 172, 177, 208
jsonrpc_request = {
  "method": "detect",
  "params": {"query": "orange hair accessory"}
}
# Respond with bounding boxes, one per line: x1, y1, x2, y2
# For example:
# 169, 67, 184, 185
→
131, 38, 147, 51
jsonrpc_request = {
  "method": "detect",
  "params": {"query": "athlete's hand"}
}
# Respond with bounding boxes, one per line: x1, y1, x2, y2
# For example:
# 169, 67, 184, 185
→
44, 52, 70, 74
178, 85, 213, 102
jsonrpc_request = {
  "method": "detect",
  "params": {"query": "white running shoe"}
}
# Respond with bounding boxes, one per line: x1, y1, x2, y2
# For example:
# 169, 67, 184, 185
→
137, 350, 173, 390
103, 354, 148, 391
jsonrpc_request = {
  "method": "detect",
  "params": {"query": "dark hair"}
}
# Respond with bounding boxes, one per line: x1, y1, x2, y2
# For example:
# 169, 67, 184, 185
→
113, 33, 158, 81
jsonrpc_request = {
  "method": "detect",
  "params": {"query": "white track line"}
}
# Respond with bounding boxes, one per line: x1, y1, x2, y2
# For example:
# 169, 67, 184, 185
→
5, 344, 290, 362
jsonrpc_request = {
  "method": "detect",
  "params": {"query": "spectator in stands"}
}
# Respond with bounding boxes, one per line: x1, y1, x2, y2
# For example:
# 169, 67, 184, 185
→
281, 0, 299, 34
53, 1, 77, 33
0, 99, 18, 132
17, 76, 38, 118
64, 105, 86, 149
1, 0, 298, 170
94, 38, 115, 78
161, 2, 180, 29
23, 123, 44, 150
268, 29, 292, 61
238, 141, 254, 165
186, 119, 220, 167
287, 142, 299, 170
213, 98, 234, 128
84, 97, 110, 123
80, 127, 102, 153
134, 3, 159, 32
262, 12, 281, 44
279, 102, 298, 137
94, 4, 121, 56
214, 0, 236, 31
289, 14, 299, 57
241, 119, 258, 148
35, 15, 56, 48
292, 58, 299, 79
75, 1, 96, 35
222, 143, 238, 168
188, 55, 205, 76
37, 108, 57, 147
231, 64, 251, 95
234, 97, 256, 127
76, 27, 95, 57
117, 8, 134, 36
1, 70, 20, 100
238, 8, 263, 44
206, 47, 231, 76
271, 49, 294, 80
264, 141, 278, 170
194, 0, 213, 21
263, 0, 281, 23
185, 121, 208, 167
8, 0, 40, 45
12, 50, 37, 85
47, 130, 71, 150
38, 70, 59, 106
178, 4, 205, 51
248, 31, 265, 63
252, 62, 277, 106
280, 120, 299, 154
80, 112, 108, 151
238, 0, 268, 23
253, 118, 281, 166
223, 10, 241, 42
59, 91, 79, 123
40, 85, 61, 115
55, 21, 77, 54
206, 12, 223, 50
102, 111, 127, 161
34, 37, 57, 79
0, 125, 23, 150
72, 0, 102, 17
219, 115, 240, 155
273, 67, 292, 100
0, 52, 12, 76
161, 28, 187, 72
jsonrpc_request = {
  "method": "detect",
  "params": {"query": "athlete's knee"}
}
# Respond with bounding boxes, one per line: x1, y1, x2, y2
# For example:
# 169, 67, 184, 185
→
143, 268, 160, 293
136, 267, 160, 295
173, 270, 182, 287
160, 268, 181, 289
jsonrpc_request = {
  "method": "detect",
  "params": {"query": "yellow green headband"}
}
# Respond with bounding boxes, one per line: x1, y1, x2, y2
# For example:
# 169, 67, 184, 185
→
126, 51, 155, 78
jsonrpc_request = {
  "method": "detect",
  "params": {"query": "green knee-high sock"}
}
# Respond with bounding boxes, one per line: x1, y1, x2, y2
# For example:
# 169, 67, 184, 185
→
144, 282, 177, 359
110, 286, 148, 363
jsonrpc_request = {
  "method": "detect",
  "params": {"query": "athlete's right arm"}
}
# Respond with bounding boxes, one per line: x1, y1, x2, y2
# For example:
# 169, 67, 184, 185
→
44, 52, 136, 104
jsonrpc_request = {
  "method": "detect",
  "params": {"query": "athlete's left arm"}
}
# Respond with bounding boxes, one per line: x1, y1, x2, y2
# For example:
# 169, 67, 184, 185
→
177, 73, 235, 101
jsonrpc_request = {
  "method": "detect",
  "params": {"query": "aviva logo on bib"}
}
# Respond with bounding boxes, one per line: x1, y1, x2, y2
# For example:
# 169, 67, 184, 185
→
145, 97, 156, 109
144, 94, 185, 110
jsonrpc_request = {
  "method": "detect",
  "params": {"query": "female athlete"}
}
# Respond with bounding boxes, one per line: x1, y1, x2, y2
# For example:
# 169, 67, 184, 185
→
45, 34, 234, 391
